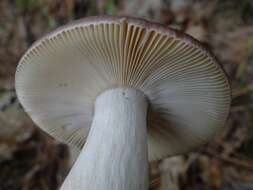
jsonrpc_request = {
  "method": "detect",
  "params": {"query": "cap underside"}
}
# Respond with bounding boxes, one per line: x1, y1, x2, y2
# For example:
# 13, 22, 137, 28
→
15, 16, 231, 161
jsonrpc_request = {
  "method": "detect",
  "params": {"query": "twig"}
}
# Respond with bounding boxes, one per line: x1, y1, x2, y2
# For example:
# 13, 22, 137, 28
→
202, 148, 253, 171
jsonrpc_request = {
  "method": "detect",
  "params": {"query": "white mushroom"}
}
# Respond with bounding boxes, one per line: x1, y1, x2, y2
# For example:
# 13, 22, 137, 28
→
15, 16, 231, 190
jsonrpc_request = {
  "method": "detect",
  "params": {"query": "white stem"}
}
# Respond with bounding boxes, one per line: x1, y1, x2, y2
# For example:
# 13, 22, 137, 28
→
60, 88, 149, 190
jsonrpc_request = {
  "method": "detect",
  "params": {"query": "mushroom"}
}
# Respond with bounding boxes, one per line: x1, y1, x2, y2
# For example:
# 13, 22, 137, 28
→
15, 16, 231, 190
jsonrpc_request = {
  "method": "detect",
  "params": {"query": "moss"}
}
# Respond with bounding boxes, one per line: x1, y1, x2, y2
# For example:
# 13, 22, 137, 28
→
15, 0, 42, 12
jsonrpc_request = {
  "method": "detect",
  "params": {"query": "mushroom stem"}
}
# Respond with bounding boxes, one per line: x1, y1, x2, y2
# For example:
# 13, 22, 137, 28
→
60, 88, 149, 190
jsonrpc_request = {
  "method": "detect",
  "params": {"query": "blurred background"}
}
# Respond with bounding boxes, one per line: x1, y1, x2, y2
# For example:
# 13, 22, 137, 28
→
0, 0, 253, 189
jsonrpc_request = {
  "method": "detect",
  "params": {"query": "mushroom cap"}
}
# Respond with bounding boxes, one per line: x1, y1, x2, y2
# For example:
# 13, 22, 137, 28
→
15, 16, 231, 161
